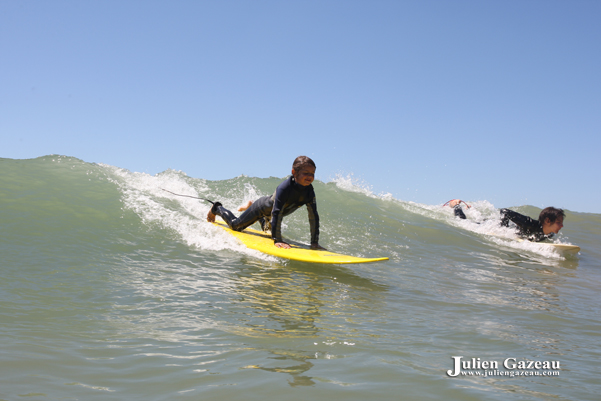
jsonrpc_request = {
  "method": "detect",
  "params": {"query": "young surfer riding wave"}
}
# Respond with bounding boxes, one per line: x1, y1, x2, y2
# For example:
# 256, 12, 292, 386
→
206, 156, 327, 250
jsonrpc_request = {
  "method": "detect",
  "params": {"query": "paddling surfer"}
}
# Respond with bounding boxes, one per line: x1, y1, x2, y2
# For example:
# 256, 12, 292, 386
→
444, 199, 565, 242
499, 207, 565, 242
207, 156, 326, 250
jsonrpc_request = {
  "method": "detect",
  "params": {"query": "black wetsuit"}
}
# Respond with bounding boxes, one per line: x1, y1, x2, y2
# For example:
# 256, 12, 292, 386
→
213, 176, 320, 245
453, 205, 467, 219
500, 208, 553, 242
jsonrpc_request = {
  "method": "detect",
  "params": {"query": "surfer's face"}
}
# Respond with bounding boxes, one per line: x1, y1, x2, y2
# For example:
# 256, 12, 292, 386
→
543, 216, 564, 234
292, 166, 315, 186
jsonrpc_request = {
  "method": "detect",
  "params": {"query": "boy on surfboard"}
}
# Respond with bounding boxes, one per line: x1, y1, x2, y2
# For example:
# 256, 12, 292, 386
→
206, 156, 326, 250
444, 199, 565, 242
500, 207, 565, 242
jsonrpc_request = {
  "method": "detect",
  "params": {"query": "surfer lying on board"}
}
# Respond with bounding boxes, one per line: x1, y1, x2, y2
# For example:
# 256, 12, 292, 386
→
206, 156, 326, 250
445, 200, 565, 242
500, 207, 565, 242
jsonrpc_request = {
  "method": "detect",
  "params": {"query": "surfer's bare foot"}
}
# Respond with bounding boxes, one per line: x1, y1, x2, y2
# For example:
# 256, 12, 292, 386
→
207, 209, 216, 222
275, 241, 291, 249
238, 200, 253, 212
311, 243, 326, 250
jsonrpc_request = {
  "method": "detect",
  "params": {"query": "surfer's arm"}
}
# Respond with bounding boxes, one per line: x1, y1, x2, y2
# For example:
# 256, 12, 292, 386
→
500, 209, 543, 240
306, 199, 325, 249
306, 196, 320, 245
444, 199, 471, 208
270, 181, 290, 244
500, 209, 537, 229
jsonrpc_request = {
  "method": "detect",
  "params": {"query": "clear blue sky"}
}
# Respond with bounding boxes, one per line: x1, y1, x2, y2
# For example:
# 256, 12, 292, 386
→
2, 1, 600, 213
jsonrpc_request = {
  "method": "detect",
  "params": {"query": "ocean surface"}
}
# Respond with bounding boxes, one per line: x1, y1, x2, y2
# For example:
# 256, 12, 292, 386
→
2, 155, 600, 401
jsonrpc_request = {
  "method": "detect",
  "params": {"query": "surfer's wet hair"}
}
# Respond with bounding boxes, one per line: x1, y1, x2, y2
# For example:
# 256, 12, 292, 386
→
292, 156, 316, 171
539, 207, 565, 224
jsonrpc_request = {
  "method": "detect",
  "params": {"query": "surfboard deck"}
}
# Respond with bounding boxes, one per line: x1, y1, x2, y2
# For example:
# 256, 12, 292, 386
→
213, 221, 389, 264
486, 232, 580, 254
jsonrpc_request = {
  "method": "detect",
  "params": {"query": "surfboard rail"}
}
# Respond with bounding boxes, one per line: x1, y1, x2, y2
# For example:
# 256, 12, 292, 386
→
213, 220, 389, 264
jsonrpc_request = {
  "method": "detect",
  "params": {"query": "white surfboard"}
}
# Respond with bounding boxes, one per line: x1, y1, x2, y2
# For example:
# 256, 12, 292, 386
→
487, 232, 580, 254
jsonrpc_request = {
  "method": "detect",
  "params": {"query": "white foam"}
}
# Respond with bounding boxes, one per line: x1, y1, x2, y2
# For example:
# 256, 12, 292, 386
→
101, 165, 275, 261
331, 173, 395, 200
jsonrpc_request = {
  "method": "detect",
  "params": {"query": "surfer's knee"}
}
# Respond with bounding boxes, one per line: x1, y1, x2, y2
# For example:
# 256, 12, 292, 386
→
207, 202, 222, 223
211, 202, 223, 215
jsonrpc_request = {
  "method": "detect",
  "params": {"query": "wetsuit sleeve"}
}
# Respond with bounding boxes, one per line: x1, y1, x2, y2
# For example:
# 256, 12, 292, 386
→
500, 208, 545, 241
306, 192, 320, 245
500, 209, 537, 229
270, 181, 288, 243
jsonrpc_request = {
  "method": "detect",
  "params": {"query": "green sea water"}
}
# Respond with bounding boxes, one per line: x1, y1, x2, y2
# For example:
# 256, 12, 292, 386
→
1, 155, 600, 400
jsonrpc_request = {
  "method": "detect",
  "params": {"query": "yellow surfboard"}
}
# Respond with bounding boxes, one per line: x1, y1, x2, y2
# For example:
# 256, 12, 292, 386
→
213, 221, 389, 264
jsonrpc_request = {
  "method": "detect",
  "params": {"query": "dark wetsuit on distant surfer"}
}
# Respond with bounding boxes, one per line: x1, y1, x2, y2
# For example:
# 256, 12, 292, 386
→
453, 205, 467, 219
